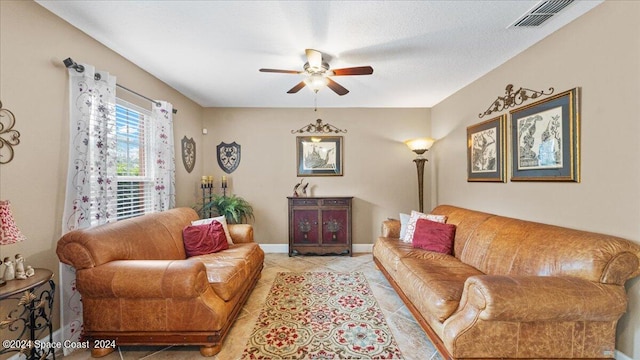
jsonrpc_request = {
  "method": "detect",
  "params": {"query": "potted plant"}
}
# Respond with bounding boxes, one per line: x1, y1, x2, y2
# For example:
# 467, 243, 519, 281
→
201, 194, 254, 224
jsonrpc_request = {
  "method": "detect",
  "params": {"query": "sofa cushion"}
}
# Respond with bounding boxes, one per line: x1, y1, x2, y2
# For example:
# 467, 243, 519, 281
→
191, 242, 264, 301
396, 256, 484, 322
373, 237, 416, 273
182, 221, 229, 257
57, 208, 200, 268
412, 219, 456, 254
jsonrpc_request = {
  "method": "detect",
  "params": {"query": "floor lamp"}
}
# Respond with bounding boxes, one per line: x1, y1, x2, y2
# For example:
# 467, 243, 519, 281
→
405, 138, 434, 213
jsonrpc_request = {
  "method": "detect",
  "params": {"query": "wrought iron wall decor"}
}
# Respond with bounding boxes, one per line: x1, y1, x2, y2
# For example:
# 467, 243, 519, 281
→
0, 101, 21, 164
291, 118, 347, 134
181, 136, 196, 173
478, 84, 554, 118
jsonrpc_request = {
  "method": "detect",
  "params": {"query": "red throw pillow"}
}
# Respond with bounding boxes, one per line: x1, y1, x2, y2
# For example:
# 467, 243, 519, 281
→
182, 221, 229, 257
412, 218, 456, 255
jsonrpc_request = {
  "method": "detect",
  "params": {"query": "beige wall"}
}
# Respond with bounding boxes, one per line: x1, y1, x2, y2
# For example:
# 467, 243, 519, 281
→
0, 0, 204, 336
4, 0, 638, 357
201, 107, 431, 248
431, 1, 640, 357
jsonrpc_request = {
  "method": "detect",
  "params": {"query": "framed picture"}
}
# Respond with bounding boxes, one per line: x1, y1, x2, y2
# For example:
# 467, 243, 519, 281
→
510, 87, 580, 182
296, 136, 343, 176
467, 115, 507, 182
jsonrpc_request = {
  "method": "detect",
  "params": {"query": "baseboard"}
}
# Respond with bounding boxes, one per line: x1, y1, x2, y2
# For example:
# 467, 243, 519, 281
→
353, 244, 373, 253
259, 244, 289, 253
616, 350, 633, 360
259, 244, 373, 254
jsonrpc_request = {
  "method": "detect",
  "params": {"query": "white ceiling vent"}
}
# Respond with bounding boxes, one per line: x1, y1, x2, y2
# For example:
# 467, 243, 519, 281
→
510, 0, 575, 27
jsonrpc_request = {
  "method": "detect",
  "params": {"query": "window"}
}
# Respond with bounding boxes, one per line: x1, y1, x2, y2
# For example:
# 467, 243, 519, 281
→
115, 99, 154, 220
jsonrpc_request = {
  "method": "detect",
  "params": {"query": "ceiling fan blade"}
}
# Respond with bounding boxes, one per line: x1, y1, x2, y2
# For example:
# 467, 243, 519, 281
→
259, 68, 302, 74
287, 81, 307, 94
331, 66, 374, 76
305, 49, 322, 69
326, 78, 349, 96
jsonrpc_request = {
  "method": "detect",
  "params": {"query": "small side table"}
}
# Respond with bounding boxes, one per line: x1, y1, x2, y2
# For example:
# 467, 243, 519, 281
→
0, 268, 56, 360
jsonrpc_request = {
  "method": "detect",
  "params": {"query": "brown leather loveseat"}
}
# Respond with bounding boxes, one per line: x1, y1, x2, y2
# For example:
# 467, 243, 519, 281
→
57, 208, 264, 357
373, 205, 640, 359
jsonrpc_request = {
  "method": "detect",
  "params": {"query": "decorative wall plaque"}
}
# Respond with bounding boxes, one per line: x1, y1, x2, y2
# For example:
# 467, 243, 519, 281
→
181, 136, 196, 173
217, 141, 241, 174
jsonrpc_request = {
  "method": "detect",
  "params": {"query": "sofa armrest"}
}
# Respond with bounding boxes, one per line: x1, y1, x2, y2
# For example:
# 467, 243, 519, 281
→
381, 219, 401, 239
77, 259, 211, 299
229, 224, 254, 243
458, 275, 628, 323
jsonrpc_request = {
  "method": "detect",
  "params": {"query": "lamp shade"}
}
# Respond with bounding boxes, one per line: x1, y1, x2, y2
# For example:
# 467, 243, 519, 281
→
405, 138, 434, 154
0, 200, 26, 245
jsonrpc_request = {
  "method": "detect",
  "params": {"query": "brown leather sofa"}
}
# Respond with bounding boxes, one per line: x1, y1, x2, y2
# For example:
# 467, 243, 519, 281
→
373, 205, 640, 359
57, 208, 264, 357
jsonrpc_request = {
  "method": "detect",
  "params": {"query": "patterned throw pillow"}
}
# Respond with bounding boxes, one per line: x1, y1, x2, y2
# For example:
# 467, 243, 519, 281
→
399, 213, 410, 239
401, 210, 448, 243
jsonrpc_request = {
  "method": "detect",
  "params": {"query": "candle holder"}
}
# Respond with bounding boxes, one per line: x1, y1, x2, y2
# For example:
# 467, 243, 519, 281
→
221, 176, 228, 198
200, 176, 215, 218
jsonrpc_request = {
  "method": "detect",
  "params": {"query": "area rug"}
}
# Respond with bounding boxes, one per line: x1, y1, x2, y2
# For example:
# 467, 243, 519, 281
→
242, 272, 404, 359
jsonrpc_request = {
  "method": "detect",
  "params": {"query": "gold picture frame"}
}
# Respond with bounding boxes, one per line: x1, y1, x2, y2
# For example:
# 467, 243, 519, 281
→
510, 88, 580, 182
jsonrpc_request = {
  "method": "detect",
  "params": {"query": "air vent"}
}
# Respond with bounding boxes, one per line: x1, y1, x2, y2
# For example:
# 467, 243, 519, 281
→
510, 0, 574, 27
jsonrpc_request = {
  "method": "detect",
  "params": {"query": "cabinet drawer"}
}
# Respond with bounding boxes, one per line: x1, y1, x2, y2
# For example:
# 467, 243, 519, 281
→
321, 198, 350, 206
290, 198, 319, 206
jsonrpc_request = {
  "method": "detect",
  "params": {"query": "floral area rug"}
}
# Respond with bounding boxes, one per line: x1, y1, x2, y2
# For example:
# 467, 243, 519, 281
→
242, 272, 404, 359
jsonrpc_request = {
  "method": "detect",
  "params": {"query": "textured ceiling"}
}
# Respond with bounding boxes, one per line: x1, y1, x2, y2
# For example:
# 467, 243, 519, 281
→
36, 0, 602, 108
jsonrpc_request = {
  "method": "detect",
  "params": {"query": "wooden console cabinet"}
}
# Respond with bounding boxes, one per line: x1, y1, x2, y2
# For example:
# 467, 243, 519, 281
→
287, 196, 353, 256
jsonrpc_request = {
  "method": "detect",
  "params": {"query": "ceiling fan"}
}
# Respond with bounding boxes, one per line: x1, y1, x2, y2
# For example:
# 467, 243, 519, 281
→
259, 49, 374, 96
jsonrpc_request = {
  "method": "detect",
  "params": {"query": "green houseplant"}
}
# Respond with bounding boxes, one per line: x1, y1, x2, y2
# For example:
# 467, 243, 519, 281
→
201, 194, 254, 224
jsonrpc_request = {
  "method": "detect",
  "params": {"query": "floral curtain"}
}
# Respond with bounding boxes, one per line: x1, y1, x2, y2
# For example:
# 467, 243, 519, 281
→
59, 64, 176, 354
60, 64, 117, 354
151, 101, 175, 211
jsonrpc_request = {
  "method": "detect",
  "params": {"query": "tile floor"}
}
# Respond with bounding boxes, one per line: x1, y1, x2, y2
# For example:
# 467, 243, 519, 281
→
62, 253, 443, 360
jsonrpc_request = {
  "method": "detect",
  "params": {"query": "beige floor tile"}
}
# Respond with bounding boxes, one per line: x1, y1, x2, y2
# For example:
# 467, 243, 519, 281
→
59, 253, 438, 359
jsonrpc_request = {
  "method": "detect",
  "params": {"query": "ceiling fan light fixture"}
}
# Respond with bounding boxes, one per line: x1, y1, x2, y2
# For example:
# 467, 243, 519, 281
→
259, 49, 372, 96
304, 74, 329, 92
303, 61, 330, 74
